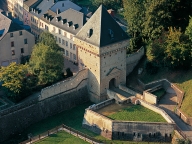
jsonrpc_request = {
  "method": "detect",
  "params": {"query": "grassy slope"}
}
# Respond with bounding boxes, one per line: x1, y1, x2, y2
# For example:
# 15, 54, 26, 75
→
139, 68, 192, 116
35, 131, 89, 144
107, 105, 166, 122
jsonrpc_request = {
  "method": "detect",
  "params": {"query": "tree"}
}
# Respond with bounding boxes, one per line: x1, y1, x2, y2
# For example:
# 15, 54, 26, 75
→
123, 0, 145, 50
0, 63, 31, 101
185, 16, 192, 41
147, 28, 192, 69
93, 0, 122, 10
29, 43, 64, 85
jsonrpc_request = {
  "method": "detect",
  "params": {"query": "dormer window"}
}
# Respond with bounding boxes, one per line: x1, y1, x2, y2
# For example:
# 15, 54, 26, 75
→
87, 29, 93, 38
67, 21, 72, 27
108, 29, 114, 39
61, 19, 67, 25
73, 24, 78, 30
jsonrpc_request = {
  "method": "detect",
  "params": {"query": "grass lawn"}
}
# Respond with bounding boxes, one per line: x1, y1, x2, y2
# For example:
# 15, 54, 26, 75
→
138, 68, 192, 117
35, 131, 89, 144
152, 88, 166, 99
106, 104, 166, 122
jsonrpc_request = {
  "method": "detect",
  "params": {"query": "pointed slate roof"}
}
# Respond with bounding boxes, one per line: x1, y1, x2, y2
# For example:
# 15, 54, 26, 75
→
75, 5, 129, 47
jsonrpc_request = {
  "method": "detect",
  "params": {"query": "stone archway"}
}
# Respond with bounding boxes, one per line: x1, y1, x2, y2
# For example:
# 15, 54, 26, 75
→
109, 78, 116, 89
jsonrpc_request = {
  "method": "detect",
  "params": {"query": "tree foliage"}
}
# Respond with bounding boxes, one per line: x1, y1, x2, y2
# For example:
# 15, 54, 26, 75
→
93, 0, 123, 10
0, 63, 31, 100
185, 17, 192, 41
29, 32, 64, 85
147, 28, 192, 69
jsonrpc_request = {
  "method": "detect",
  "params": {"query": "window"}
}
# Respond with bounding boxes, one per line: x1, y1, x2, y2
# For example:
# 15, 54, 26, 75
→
21, 48, 24, 53
73, 44, 76, 50
64, 32, 67, 37
73, 54, 76, 60
19, 31, 22, 35
70, 43, 72, 49
66, 41, 68, 47
24, 39, 27, 44
59, 38, 61, 43
70, 35, 73, 39
63, 49, 65, 54
10, 33, 13, 37
11, 41, 14, 47
62, 39, 65, 45
66, 50, 69, 56
55, 36, 57, 41
12, 50, 15, 55
42, 23, 43, 27
59, 29, 61, 34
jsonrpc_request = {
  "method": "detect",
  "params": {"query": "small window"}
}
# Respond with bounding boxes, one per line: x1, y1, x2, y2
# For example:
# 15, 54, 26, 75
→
73, 44, 76, 50
19, 31, 22, 35
64, 32, 67, 37
11, 41, 14, 47
24, 39, 28, 44
59, 38, 61, 43
70, 43, 72, 49
66, 50, 69, 56
10, 33, 13, 37
12, 50, 15, 55
62, 39, 65, 45
70, 35, 73, 39
55, 36, 57, 41
66, 41, 68, 47
73, 54, 76, 60
59, 29, 61, 34
21, 48, 24, 54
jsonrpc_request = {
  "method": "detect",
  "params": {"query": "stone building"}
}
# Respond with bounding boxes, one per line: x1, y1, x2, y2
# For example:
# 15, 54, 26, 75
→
75, 5, 129, 103
0, 11, 35, 66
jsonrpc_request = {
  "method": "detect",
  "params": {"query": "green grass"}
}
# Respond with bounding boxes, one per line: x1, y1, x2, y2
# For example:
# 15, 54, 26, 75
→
139, 68, 192, 117
107, 105, 166, 122
152, 88, 166, 99
35, 131, 89, 144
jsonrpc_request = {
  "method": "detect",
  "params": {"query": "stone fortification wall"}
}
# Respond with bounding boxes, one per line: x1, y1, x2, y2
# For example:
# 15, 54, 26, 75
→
40, 69, 88, 100
126, 46, 144, 76
0, 69, 89, 142
107, 89, 130, 103
136, 99, 174, 123
82, 108, 113, 139
119, 85, 143, 99
112, 121, 175, 141
138, 79, 171, 91
88, 99, 115, 111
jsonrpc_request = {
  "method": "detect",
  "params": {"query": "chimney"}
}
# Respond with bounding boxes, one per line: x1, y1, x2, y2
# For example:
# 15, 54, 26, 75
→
107, 9, 115, 17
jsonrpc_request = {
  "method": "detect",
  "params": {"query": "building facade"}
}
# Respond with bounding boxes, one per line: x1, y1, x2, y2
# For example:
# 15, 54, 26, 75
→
0, 12, 35, 66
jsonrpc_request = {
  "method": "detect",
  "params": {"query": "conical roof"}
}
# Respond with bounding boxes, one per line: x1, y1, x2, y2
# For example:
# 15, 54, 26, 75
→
75, 5, 129, 47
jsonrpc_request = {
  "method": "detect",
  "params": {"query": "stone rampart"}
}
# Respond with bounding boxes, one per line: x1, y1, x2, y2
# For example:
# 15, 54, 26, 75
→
112, 121, 175, 141
119, 85, 143, 99
107, 89, 129, 103
40, 69, 88, 100
88, 99, 115, 111
0, 85, 88, 142
83, 99, 175, 142
126, 46, 144, 76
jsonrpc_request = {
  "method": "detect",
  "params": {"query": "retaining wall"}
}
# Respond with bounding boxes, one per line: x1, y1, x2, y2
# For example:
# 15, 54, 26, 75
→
143, 92, 157, 104
107, 89, 129, 103
40, 69, 88, 100
88, 99, 115, 111
126, 46, 144, 76
119, 85, 143, 99
0, 69, 90, 142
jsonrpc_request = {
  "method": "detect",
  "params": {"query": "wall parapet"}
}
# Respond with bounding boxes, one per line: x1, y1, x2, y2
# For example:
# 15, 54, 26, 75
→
119, 85, 143, 99
107, 89, 131, 103
40, 69, 89, 100
88, 99, 115, 111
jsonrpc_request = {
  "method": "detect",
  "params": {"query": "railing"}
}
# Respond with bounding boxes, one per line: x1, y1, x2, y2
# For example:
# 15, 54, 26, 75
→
174, 125, 188, 140
19, 124, 103, 144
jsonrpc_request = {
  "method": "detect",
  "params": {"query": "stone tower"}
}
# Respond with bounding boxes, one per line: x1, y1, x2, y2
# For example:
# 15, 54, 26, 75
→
75, 5, 129, 103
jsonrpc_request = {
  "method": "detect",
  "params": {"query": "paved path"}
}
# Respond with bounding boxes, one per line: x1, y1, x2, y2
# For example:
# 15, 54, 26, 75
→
158, 92, 192, 141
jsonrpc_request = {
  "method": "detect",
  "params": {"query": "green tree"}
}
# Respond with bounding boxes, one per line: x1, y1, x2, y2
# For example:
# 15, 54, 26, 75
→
185, 16, 192, 41
147, 28, 192, 69
29, 42, 64, 85
0, 63, 30, 101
